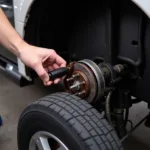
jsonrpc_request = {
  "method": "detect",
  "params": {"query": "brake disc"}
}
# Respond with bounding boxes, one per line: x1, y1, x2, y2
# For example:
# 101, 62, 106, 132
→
79, 59, 105, 102
64, 59, 105, 103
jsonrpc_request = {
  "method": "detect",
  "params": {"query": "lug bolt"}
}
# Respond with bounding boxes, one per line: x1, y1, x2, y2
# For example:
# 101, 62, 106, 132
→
66, 74, 80, 82
70, 81, 85, 90
66, 77, 74, 82
72, 74, 80, 78
76, 90, 86, 96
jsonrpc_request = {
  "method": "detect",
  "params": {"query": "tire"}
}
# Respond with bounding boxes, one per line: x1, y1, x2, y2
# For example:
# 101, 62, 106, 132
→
17, 92, 123, 150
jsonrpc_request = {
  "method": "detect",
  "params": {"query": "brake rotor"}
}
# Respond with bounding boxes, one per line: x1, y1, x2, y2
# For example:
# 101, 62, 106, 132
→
79, 59, 105, 101
64, 59, 105, 103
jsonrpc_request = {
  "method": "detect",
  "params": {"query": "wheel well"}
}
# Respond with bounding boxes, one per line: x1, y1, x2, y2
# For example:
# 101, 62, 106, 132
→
24, 0, 68, 54
24, 0, 147, 63
23, 0, 70, 78
23, 0, 35, 29
24, 0, 149, 88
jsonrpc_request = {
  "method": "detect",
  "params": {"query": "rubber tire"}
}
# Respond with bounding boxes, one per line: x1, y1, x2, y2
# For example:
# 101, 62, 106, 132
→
17, 92, 123, 150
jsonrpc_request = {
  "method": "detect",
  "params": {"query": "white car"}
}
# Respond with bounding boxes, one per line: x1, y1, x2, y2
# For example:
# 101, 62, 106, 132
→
1, 0, 150, 150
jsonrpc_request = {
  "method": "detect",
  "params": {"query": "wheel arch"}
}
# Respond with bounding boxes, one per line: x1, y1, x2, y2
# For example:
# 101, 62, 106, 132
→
13, 0, 150, 79
13, 0, 35, 23
13, 0, 150, 35
131, 0, 150, 19
13, 0, 35, 79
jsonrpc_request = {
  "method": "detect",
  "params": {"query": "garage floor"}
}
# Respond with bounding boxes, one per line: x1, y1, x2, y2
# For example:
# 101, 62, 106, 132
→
0, 73, 150, 150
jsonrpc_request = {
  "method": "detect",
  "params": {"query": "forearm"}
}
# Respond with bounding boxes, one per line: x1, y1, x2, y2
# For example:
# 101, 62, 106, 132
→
0, 8, 27, 57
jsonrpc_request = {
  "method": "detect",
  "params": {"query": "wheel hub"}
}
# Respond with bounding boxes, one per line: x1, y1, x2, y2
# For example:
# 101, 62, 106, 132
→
64, 59, 125, 103
64, 59, 105, 103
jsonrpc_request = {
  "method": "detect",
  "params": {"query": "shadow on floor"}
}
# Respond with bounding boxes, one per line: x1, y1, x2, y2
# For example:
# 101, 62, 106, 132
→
124, 135, 150, 150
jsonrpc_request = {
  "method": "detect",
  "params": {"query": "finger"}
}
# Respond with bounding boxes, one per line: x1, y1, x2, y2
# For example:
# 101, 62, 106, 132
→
53, 63, 59, 69
54, 78, 60, 84
60, 62, 67, 67
45, 81, 53, 86
44, 67, 49, 72
43, 61, 53, 68
48, 66, 53, 71
34, 63, 49, 85
55, 55, 67, 67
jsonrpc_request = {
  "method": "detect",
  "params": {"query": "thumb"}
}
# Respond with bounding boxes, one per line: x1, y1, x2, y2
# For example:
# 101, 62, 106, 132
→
34, 63, 49, 84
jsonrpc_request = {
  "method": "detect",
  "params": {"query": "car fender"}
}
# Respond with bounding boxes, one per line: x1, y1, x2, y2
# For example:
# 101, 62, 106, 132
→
13, 0, 34, 23
131, 0, 150, 18
12, 0, 34, 79
13, 0, 150, 24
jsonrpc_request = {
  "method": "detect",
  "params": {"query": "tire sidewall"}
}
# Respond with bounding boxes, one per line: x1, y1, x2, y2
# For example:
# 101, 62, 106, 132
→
18, 106, 86, 150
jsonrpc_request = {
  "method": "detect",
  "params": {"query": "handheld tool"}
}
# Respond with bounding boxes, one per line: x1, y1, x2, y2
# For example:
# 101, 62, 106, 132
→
48, 67, 69, 81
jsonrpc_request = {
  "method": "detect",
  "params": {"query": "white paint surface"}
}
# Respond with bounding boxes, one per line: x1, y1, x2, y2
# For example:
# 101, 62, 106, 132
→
131, 0, 150, 18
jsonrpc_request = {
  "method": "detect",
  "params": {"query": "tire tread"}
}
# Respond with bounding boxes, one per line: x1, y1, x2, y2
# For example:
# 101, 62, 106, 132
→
21, 92, 123, 150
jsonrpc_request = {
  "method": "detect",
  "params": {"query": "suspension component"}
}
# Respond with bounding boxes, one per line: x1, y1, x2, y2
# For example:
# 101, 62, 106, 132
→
63, 59, 125, 103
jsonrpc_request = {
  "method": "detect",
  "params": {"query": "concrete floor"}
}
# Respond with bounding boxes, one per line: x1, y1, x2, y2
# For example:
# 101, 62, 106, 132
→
0, 73, 149, 150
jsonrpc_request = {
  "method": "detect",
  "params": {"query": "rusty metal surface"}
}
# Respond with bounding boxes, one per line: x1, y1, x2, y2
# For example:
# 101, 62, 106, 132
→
71, 70, 90, 96
79, 59, 105, 102
64, 61, 97, 103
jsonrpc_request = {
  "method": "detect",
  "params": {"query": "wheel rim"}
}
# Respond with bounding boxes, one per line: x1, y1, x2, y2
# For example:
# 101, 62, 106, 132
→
29, 131, 69, 150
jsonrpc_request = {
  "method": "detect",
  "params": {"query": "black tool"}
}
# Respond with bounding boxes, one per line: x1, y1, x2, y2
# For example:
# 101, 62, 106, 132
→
48, 67, 69, 81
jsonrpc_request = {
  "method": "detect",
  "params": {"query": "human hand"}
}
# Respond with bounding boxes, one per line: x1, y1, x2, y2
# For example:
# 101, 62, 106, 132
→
18, 43, 67, 86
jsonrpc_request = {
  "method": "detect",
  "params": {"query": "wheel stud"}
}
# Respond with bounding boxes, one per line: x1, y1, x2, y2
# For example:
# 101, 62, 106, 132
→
66, 77, 74, 82
70, 81, 85, 90
66, 74, 80, 82
72, 74, 80, 78
76, 90, 86, 96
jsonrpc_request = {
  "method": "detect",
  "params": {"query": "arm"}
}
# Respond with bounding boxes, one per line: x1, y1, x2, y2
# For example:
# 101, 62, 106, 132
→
0, 8, 66, 86
0, 8, 23, 57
